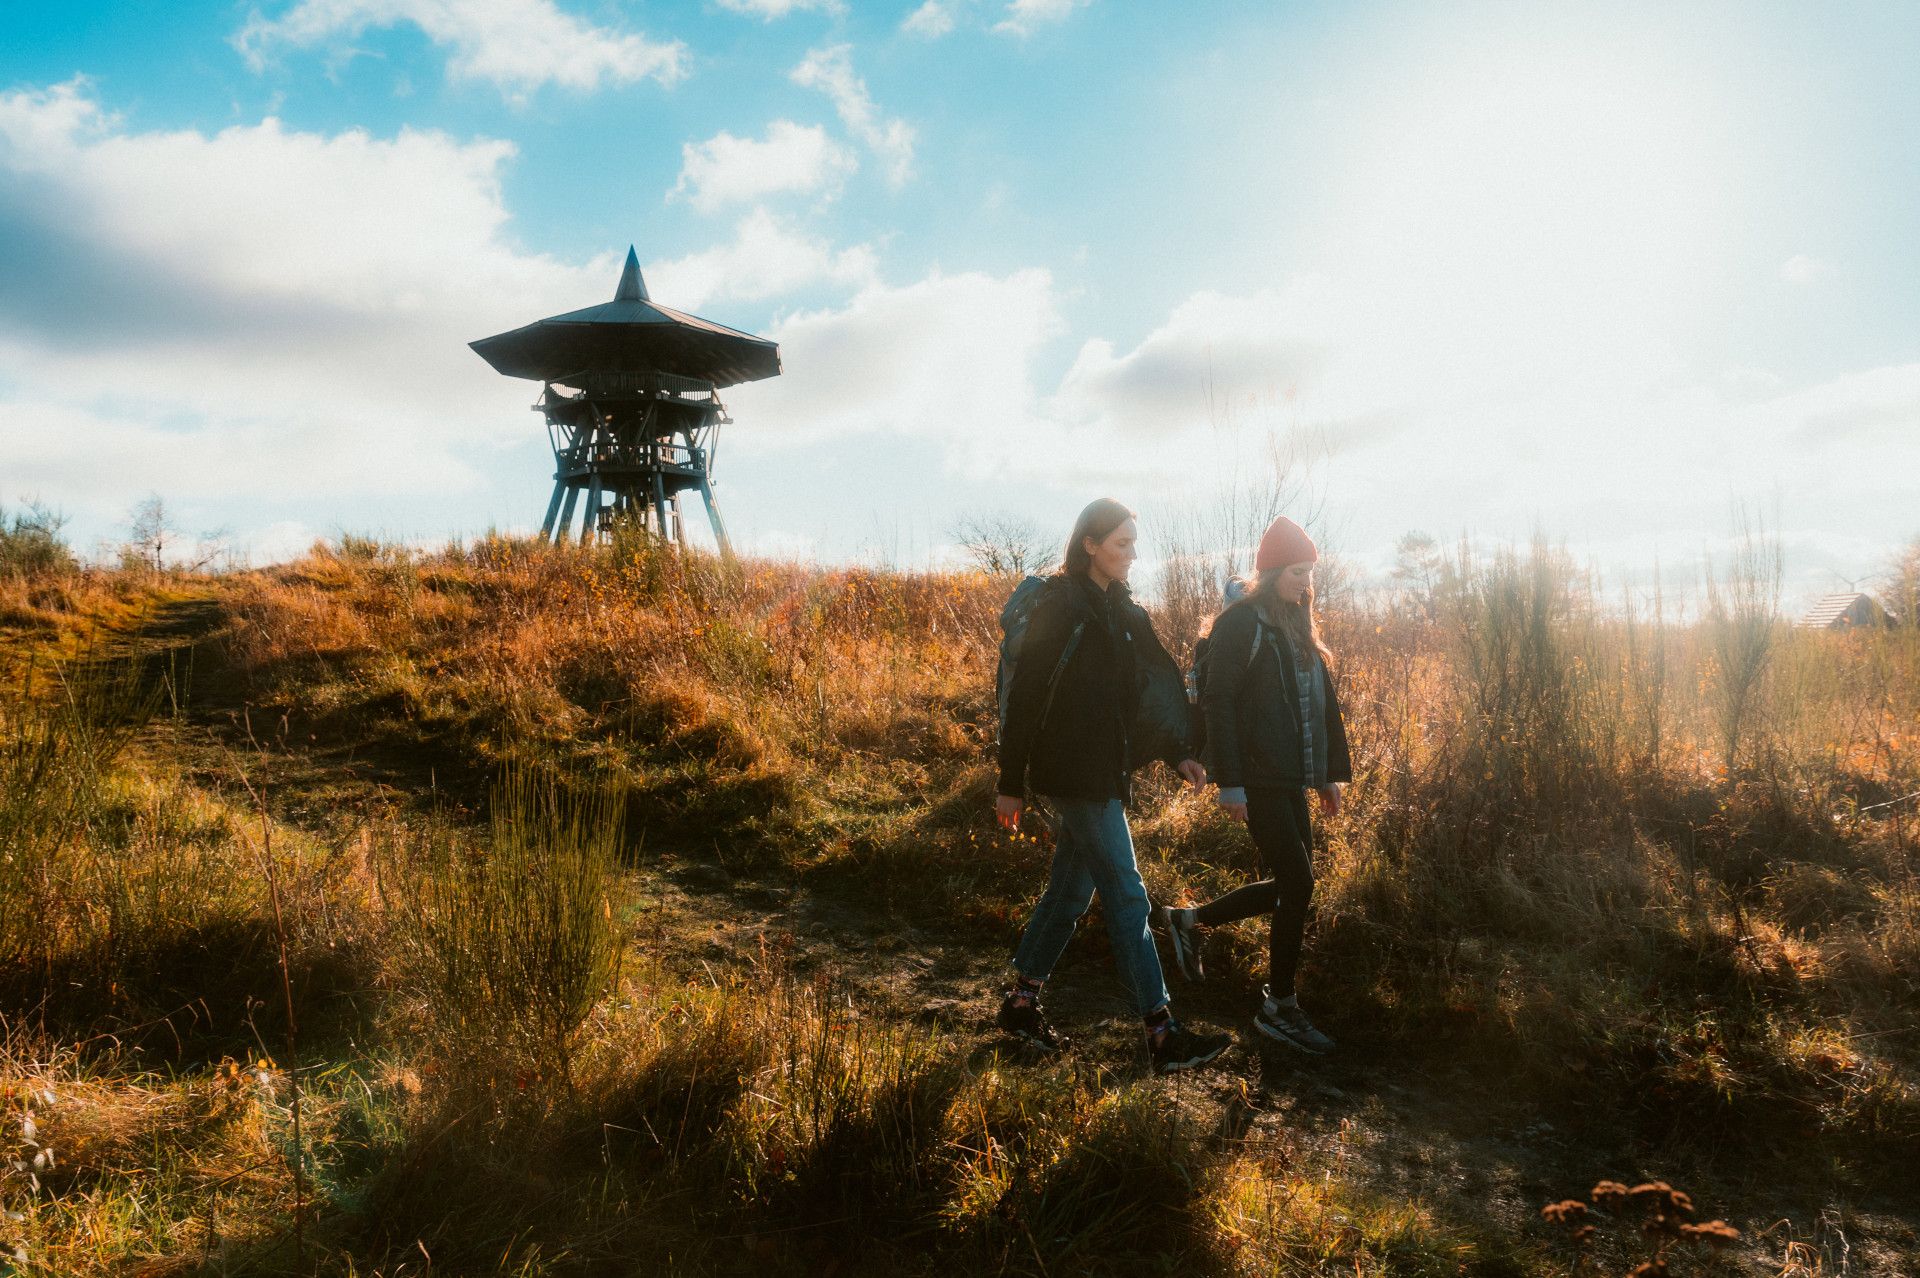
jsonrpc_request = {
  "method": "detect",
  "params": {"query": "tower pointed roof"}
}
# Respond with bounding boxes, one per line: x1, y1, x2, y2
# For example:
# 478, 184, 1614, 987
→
614, 246, 649, 301
470, 247, 779, 387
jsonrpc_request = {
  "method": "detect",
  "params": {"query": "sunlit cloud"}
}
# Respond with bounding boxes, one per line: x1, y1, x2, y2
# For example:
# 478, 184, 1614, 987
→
233, 0, 687, 97
993, 0, 1093, 37
715, 0, 845, 19
1779, 254, 1832, 285
901, 1, 958, 38
790, 44, 915, 186
647, 209, 878, 311
670, 120, 857, 212
729, 268, 1060, 465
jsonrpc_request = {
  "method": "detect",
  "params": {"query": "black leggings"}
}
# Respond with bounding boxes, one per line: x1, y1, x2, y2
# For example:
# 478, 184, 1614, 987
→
1192, 786, 1314, 997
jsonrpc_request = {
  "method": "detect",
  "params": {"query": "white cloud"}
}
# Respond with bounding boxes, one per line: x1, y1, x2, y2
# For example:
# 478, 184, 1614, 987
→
993, 0, 1091, 37
901, 1, 959, 38
790, 44, 915, 187
646, 209, 877, 311
1769, 362, 1920, 447
1779, 254, 1831, 285
234, 0, 687, 97
1053, 288, 1333, 439
0, 79, 605, 545
670, 120, 856, 212
715, 0, 844, 18
728, 268, 1060, 466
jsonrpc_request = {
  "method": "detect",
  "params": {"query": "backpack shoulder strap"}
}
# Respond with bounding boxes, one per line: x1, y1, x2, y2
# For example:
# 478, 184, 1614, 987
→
1038, 619, 1087, 730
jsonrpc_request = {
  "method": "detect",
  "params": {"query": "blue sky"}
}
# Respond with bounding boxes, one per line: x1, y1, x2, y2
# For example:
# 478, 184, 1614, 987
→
2, 0, 1917, 604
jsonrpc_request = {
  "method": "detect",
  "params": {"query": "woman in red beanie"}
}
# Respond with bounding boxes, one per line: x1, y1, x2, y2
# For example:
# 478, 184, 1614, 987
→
1155, 516, 1350, 1054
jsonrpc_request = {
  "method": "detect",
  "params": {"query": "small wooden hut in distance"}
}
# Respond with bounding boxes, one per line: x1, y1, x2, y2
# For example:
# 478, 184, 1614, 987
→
1798, 592, 1898, 630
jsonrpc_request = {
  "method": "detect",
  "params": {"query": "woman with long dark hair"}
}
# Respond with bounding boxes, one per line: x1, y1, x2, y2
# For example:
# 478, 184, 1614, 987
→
995, 498, 1232, 1075
1156, 516, 1350, 1054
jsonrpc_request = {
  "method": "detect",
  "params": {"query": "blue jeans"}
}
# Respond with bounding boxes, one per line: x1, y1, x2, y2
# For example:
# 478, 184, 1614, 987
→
1011, 797, 1171, 1018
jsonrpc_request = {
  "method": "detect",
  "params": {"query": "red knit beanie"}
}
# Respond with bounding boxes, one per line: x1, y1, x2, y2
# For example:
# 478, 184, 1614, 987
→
1254, 517, 1317, 572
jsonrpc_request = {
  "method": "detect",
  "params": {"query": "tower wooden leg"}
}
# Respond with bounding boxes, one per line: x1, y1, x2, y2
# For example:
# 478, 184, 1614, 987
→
539, 479, 566, 540
554, 484, 580, 546
671, 494, 688, 549
581, 475, 603, 545
650, 471, 671, 542
699, 476, 732, 559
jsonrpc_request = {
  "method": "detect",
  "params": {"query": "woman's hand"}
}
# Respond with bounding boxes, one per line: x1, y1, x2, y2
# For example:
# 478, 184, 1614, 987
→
1176, 758, 1207, 790
1316, 783, 1344, 817
996, 794, 1025, 831
1220, 799, 1249, 824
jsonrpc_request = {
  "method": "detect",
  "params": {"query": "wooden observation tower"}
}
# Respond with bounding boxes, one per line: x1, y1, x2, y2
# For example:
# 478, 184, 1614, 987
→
470, 248, 781, 551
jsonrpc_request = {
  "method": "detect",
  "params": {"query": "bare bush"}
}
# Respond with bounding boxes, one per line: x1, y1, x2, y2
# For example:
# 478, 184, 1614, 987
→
0, 502, 75, 580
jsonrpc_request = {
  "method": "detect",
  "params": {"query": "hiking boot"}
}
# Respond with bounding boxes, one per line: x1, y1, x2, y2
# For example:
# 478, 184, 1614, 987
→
1253, 988, 1334, 1055
997, 991, 1068, 1053
1155, 904, 1205, 983
1149, 1021, 1232, 1075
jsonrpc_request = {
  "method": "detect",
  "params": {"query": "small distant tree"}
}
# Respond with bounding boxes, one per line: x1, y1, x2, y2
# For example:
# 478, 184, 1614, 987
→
954, 513, 1055, 578
123, 494, 175, 573
1879, 535, 1920, 624
0, 500, 77, 578
1390, 530, 1442, 617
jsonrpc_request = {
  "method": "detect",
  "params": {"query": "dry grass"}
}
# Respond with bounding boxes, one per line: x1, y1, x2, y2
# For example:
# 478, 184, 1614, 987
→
214, 534, 1920, 1147
1, 533, 1916, 1273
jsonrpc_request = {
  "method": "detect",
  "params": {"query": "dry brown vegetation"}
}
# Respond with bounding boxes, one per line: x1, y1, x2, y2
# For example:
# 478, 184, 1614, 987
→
2, 525, 1917, 1275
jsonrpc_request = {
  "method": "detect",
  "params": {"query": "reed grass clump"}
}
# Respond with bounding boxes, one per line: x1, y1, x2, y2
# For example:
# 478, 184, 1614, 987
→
380, 762, 627, 1102
0, 653, 169, 1001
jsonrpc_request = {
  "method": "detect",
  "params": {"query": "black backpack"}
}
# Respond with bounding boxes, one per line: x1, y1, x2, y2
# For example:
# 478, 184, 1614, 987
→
995, 575, 1086, 746
1188, 608, 1269, 758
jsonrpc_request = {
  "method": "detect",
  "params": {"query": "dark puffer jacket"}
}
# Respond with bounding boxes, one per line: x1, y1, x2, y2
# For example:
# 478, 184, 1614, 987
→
1201, 601, 1352, 791
997, 574, 1190, 802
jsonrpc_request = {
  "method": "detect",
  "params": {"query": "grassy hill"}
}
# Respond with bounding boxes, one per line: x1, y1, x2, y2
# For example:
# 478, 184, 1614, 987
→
2, 533, 1916, 1275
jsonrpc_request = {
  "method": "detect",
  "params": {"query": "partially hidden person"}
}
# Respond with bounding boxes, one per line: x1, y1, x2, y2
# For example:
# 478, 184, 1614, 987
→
1156, 516, 1350, 1055
994, 497, 1233, 1075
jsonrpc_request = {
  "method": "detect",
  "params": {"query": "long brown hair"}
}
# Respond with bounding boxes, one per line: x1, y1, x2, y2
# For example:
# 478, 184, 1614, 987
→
1240, 564, 1332, 665
1060, 497, 1135, 577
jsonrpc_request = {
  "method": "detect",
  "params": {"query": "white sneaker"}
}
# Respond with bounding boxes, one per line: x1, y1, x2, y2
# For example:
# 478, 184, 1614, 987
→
1253, 988, 1334, 1054
1155, 905, 1204, 982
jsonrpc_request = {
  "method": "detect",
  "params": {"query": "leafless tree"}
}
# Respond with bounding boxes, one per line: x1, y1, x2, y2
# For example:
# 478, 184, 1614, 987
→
1391, 530, 1443, 618
953, 513, 1056, 578
124, 494, 174, 573
1152, 428, 1323, 655
1879, 536, 1920, 624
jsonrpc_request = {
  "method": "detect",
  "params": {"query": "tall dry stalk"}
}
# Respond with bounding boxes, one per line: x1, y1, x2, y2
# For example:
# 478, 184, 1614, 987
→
1621, 565, 1670, 773
1703, 509, 1783, 776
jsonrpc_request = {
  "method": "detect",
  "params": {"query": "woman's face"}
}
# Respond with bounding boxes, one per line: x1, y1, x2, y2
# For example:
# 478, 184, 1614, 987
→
1085, 517, 1138, 585
1278, 561, 1314, 603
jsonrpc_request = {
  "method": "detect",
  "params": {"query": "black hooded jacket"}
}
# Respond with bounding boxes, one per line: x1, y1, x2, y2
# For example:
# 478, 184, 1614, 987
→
1201, 601, 1353, 791
996, 574, 1189, 802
